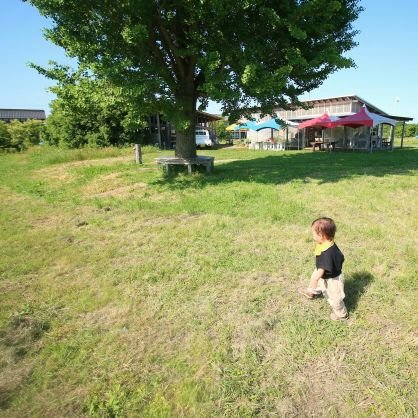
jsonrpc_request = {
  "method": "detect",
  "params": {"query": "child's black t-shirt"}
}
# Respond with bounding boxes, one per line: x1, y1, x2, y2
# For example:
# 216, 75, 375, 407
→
316, 243, 344, 278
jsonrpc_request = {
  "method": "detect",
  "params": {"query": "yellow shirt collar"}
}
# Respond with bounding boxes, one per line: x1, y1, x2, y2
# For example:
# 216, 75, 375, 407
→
314, 241, 334, 256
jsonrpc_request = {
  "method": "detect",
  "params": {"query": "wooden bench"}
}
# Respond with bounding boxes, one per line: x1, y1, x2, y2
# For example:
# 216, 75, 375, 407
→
156, 156, 214, 174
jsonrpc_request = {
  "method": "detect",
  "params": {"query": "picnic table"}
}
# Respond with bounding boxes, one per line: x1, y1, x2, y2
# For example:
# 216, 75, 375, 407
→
312, 140, 336, 152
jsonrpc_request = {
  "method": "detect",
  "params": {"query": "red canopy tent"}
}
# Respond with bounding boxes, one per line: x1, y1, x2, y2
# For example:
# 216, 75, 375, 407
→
298, 113, 338, 129
329, 106, 373, 128
330, 106, 397, 128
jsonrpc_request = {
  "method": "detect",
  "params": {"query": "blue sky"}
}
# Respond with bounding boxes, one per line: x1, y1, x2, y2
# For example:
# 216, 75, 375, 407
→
1, 1, 417, 121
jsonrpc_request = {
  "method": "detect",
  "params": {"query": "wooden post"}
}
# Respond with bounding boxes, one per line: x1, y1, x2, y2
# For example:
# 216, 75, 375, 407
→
134, 144, 142, 164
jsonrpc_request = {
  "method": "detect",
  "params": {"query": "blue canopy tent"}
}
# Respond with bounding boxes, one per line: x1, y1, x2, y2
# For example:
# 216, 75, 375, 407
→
254, 119, 281, 131
255, 119, 282, 145
234, 121, 258, 131
230, 121, 258, 142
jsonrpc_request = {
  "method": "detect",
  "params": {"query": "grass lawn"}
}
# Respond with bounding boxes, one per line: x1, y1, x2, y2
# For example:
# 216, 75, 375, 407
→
0, 140, 417, 417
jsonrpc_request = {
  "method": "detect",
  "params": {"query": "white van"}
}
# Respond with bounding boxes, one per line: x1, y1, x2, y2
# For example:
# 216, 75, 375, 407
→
195, 129, 213, 148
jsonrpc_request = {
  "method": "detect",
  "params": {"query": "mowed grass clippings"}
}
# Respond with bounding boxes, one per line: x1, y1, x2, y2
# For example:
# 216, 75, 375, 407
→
0, 142, 417, 417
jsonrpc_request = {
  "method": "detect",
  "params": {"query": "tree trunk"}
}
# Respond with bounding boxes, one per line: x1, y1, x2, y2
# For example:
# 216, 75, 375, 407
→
174, 82, 197, 159
175, 117, 196, 158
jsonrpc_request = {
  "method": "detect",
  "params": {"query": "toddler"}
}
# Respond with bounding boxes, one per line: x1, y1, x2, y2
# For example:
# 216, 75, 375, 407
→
298, 217, 348, 321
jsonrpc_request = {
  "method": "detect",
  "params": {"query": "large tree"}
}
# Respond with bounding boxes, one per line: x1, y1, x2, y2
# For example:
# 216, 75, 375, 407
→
27, 0, 362, 158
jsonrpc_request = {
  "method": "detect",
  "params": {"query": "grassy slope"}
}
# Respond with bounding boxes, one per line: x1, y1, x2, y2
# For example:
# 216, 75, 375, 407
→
0, 142, 417, 417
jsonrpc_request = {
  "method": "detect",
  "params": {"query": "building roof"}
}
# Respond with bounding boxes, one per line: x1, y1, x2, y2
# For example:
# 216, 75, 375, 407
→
196, 110, 222, 122
0, 109, 46, 121
298, 95, 413, 122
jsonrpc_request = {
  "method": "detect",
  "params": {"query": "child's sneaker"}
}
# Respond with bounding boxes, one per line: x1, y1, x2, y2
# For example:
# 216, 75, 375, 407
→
330, 312, 349, 321
298, 287, 320, 299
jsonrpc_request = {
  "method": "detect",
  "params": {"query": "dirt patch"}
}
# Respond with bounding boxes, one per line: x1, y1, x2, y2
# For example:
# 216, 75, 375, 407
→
78, 305, 131, 331
91, 181, 148, 198
53, 156, 131, 170
283, 349, 349, 415
139, 213, 199, 226
35, 156, 132, 184
31, 214, 68, 228
35, 166, 74, 183
81, 172, 123, 196
370, 316, 418, 350
0, 360, 34, 409
0, 188, 28, 204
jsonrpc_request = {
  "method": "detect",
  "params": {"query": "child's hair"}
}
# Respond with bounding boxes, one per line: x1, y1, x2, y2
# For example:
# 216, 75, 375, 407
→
312, 217, 336, 240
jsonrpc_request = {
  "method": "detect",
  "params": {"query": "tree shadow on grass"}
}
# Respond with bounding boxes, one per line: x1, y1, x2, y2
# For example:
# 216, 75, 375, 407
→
344, 271, 374, 313
151, 147, 418, 190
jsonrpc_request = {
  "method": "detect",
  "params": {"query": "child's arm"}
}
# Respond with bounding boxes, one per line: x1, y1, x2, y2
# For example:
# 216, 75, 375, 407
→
308, 268, 325, 291
298, 268, 325, 299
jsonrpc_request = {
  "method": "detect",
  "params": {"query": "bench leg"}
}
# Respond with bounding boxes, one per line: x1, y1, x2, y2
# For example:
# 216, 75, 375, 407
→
187, 164, 192, 174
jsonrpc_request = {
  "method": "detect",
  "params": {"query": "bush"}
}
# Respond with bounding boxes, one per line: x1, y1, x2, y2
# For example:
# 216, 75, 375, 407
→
0, 121, 12, 149
0, 119, 43, 151
395, 122, 417, 138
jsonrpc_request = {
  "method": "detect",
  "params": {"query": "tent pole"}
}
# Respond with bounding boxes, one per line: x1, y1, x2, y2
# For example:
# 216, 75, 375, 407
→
394, 123, 400, 149
343, 126, 347, 151
400, 121, 405, 148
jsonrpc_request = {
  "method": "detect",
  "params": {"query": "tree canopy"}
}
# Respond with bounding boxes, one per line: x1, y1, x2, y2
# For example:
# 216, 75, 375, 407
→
27, 0, 362, 157
33, 64, 148, 148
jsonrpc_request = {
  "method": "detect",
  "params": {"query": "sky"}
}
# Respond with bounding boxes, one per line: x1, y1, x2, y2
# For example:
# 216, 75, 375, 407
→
1, 1, 417, 121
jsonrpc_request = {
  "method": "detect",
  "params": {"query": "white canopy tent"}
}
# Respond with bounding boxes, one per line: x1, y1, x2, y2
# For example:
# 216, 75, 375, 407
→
364, 107, 397, 127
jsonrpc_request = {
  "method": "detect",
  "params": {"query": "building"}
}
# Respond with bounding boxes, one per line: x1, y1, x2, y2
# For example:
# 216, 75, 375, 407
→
0, 109, 46, 123
245, 95, 412, 150
148, 110, 222, 149
274, 95, 410, 123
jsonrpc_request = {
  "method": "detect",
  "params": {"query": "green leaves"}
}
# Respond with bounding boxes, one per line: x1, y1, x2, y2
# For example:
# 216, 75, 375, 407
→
241, 64, 256, 86
0, 120, 43, 151
121, 24, 147, 45
287, 24, 307, 41
36, 66, 149, 148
